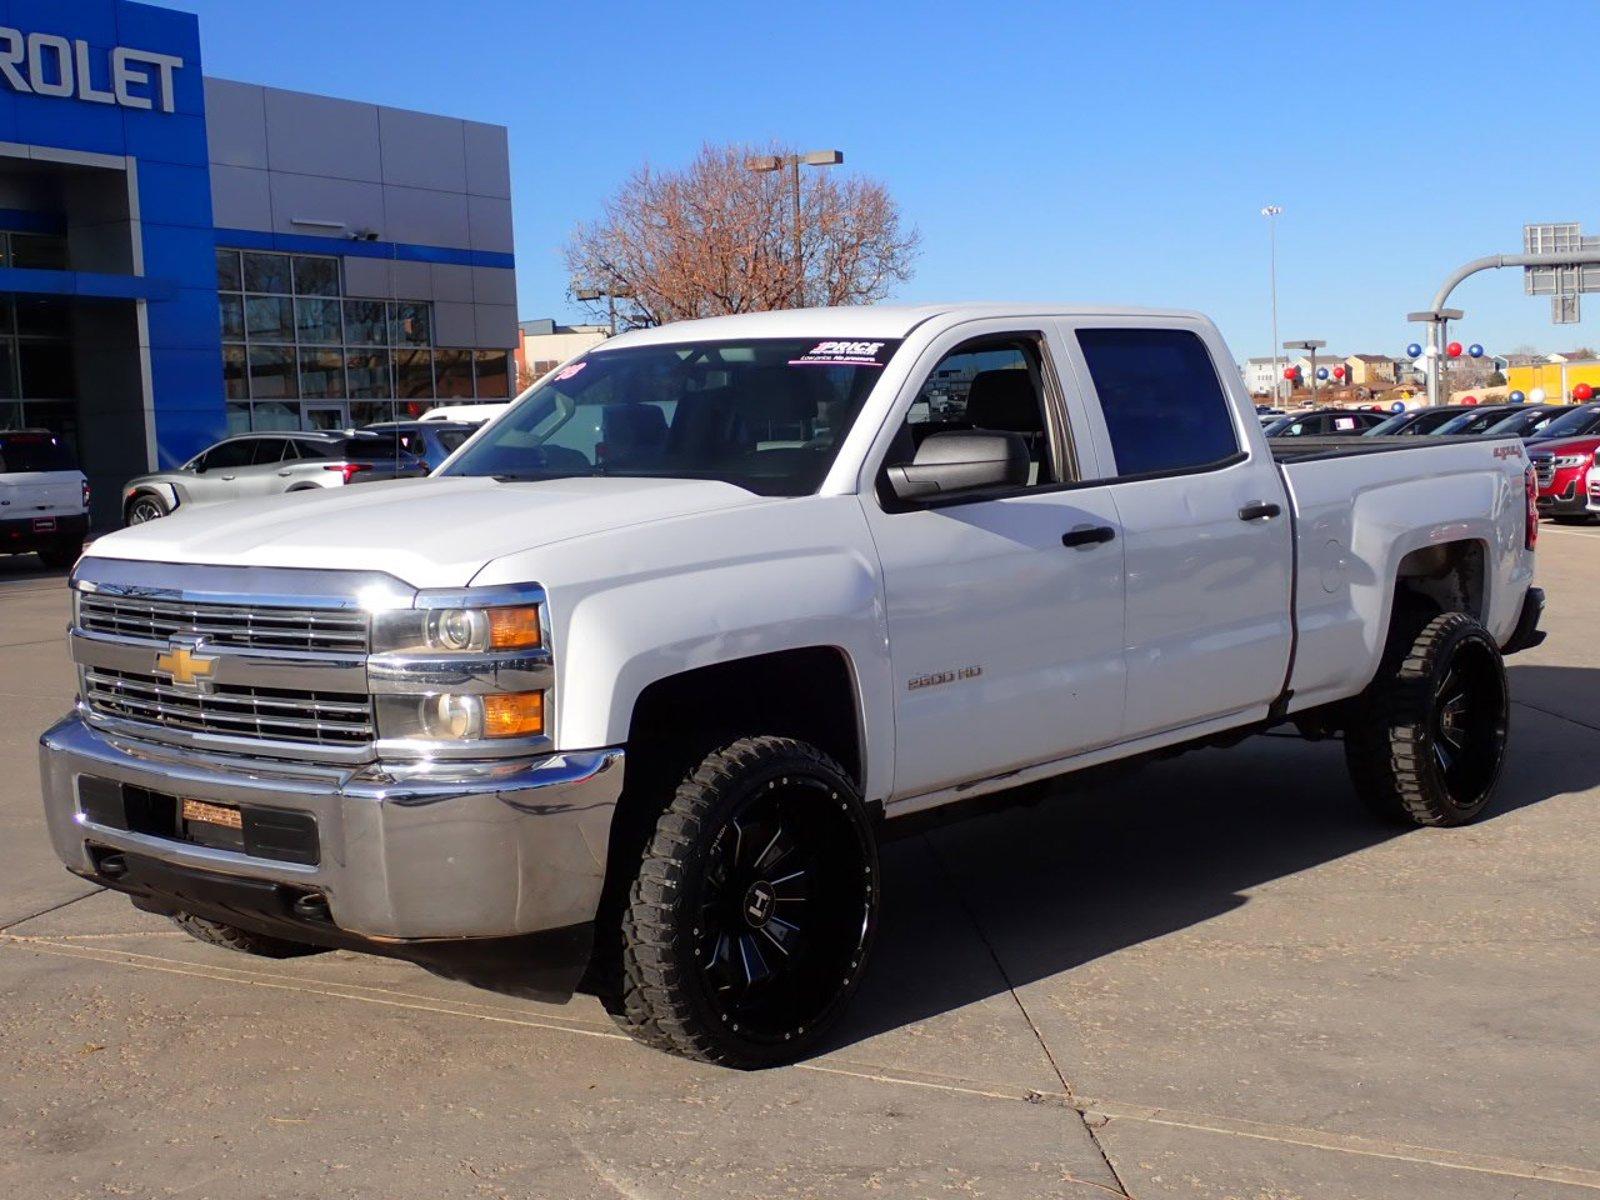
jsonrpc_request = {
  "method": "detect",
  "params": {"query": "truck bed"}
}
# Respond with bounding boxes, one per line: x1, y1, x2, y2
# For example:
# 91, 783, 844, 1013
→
1268, 434, 1506, 463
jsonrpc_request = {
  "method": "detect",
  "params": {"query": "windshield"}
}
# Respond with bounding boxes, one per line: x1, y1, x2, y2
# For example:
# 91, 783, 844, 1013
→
441, 337, 901, 496
1483, 409, 1550, 438
1537, 405, 1600, 440
0, 433, 77, 472
1435, 408, 1510, 436
1365, 413, 1410, 435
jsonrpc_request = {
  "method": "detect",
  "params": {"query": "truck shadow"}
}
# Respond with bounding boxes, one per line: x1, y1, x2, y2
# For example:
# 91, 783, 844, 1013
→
828, 682, 1597, 1054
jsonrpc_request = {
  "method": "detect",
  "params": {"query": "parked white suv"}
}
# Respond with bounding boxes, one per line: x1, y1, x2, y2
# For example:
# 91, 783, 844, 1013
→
0, 429, 89, 569
40, 304, 1544, 1068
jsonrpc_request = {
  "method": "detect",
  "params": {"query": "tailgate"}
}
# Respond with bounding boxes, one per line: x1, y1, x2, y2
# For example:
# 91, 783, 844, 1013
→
0, 470, 81, 517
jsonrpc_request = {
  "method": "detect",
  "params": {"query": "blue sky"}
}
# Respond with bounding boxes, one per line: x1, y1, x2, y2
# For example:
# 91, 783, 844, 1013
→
170, 0, 1600, 360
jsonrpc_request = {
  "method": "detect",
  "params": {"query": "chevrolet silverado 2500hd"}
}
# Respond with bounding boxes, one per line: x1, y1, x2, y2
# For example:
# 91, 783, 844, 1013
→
39, 305, 1546, 1069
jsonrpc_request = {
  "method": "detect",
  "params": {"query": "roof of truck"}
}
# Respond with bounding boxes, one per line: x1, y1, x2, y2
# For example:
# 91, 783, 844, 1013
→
601, 304, 1210, 348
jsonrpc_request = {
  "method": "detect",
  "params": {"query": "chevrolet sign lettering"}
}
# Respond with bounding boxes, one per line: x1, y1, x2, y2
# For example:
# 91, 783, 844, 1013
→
0, 27, 184, 114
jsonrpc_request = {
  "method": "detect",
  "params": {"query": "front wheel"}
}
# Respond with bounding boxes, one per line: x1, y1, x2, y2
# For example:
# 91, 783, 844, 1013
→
1345, 611, 1509, 826
169, 912, 327, 959
612, 736, 879, 1068
125, 493, 168, 525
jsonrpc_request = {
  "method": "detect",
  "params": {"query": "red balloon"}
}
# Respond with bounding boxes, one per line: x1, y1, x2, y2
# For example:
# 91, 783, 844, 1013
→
1447, 341, 1463, 357
1333, 365, 1346, 380
1284, 367, 1297, 380
1575, 383, 1595, 402
1462, 395, 1478, 406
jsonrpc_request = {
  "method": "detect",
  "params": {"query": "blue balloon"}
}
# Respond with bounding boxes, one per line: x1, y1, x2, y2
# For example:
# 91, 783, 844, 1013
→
1391, 401, 1406, 413
1406, 342, 1423, 358
1468, 343, 1484, 358
1509, 390, 1526, 404
1316, 367, 1329, 380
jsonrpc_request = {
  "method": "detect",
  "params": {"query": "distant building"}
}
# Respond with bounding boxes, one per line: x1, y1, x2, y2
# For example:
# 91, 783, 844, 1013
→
1240, 357, 1283, 396
515, 319, 610, 388
1505, 358, 1600, 403
1345, 355, 1401, 386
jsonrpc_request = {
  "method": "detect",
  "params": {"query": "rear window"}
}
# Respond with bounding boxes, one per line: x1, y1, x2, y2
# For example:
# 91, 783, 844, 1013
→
0, 433, 78, 473
1076, 328, 1240, 476
340, 433, 415, 460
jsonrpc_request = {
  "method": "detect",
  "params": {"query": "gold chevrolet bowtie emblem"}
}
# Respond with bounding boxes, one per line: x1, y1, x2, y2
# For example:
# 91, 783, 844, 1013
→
154, 645, 218, 688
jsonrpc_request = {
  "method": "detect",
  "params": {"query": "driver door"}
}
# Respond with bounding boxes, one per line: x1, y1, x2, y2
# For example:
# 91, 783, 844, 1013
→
861, 322, 1127, 807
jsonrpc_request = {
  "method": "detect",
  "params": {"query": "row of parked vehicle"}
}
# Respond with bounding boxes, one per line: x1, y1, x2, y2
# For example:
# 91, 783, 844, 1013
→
1259, 400, 1600, 522
0, 413, 499, 570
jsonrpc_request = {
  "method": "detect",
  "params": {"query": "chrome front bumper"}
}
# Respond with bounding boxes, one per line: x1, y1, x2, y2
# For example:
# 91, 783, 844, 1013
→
39, 714, 624, 942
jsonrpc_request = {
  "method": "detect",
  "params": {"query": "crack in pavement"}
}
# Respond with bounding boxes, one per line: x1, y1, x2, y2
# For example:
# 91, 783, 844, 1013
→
920, 834, 1135, 1198
0, 885, 103, 933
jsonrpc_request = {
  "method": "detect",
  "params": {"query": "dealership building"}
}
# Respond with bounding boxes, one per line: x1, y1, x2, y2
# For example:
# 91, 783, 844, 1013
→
0, 0, 517, 522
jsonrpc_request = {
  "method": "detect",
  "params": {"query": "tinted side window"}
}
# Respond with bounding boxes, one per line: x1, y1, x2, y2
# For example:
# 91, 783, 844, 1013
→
292, 438, 338, 460
203, 440, 257, 469
250, 438, 289, 465
1076, 328, 1239, 476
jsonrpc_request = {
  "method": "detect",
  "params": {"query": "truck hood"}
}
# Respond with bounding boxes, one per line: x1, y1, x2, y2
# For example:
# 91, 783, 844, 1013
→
86, 475, 771, 589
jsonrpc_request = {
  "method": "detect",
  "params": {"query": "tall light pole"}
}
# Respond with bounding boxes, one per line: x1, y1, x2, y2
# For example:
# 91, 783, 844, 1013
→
1261, 205, 1284, 401
574, 283, 634, 335
745, 149, 844, 308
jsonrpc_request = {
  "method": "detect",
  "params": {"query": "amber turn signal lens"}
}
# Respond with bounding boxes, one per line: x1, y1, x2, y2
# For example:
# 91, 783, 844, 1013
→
488, 606, 542, 650
483, 691, 543, 738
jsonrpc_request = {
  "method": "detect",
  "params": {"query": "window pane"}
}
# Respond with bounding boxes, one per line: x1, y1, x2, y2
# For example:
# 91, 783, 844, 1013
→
391, 302, 431, 346
220, 294, 245, 341
0, 342, 14, 400
299, 349, 346, 399
1076, 327, 1238, 476
343, 300, 388, 346
251, 402, 302, 431
243, 252, 291, 295
295, 297, 343, 345
394, 349, 434, 399
15, 296, 71, 338
216, 249, 243, 292
349, 401, 395, 428
0, 402, 21, 430
434, 349, 474, 399
21, 401, 78, 448
246, 296, 294, 342
226, 402, 251, 434
293, 256, 340, 297
10, 233, 68, 270
473, 350, 511, 399
204, 439, 257, 469
346, 349, 391, 399
222, 345, 249, 400
18, 342, 75, 398
248, 346, 299, 400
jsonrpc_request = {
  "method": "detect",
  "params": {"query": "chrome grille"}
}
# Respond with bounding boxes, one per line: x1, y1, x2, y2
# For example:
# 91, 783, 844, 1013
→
78, 594, 368, 653
1532, 456, 1555, 487
82, 668, 374, 747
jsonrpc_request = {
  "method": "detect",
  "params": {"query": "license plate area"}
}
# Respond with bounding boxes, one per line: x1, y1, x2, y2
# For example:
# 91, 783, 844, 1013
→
77, 777, 320, 865
32, 516, 56, 533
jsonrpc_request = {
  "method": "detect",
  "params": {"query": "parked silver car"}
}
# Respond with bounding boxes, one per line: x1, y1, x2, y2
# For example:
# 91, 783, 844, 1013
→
121, 431, 428, 526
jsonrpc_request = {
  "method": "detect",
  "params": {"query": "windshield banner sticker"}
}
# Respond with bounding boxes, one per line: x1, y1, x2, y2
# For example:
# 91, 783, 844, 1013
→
554, 361, 588, 382
789, 340, 892, 368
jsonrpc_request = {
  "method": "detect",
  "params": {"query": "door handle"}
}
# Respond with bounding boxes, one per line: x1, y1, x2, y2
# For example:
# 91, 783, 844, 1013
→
1062, 524, 1117, 549
277, 469, 292, 477
220, 474, 237, 481
1238, 501, 1282, 521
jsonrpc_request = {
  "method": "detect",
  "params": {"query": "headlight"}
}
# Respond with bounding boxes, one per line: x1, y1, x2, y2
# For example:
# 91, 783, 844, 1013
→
1553, 455, 1589, 468
377, 691, 544, 742
373, 605, 542, 654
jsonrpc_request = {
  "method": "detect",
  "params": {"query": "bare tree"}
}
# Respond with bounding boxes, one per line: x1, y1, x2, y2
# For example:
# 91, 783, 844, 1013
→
565, 143, 919, 328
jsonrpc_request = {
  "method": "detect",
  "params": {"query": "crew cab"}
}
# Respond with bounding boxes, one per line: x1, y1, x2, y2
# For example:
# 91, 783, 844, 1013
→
39, 305, 1544, 1069
0, 429, 90, 569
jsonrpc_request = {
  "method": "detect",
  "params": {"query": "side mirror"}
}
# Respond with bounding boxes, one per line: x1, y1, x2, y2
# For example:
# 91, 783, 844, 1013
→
886, 431, 1030, 502
189, 460, 206, 474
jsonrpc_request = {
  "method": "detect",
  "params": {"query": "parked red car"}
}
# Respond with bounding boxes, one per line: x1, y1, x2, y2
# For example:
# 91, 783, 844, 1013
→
1529, 436, 1600, 522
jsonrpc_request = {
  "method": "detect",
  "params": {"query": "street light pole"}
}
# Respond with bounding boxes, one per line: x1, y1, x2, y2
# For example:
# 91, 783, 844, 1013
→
745, 149, 844, 308
574, 284, 634, 336
1261, 205, 1283, 401
1284, 339, 1326, 407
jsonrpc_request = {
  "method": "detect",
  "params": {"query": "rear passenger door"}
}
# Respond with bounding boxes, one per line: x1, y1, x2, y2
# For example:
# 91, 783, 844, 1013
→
1060, 321, 1293, 740
863, 322, 1128, 804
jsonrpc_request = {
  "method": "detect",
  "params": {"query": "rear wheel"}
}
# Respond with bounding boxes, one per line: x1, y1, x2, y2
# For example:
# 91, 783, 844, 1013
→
170, 912, 327, 959
125, 493, 168, 525
1345, 611, 1509, 826
610, 736, 879, 1068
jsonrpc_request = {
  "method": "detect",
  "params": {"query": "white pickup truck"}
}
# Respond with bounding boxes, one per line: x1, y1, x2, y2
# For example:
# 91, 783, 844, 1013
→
39, 305, 1545, 1068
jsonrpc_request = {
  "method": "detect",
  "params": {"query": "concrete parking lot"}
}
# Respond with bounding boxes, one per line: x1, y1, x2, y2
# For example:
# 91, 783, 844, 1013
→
2, 532, 1597, 1200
